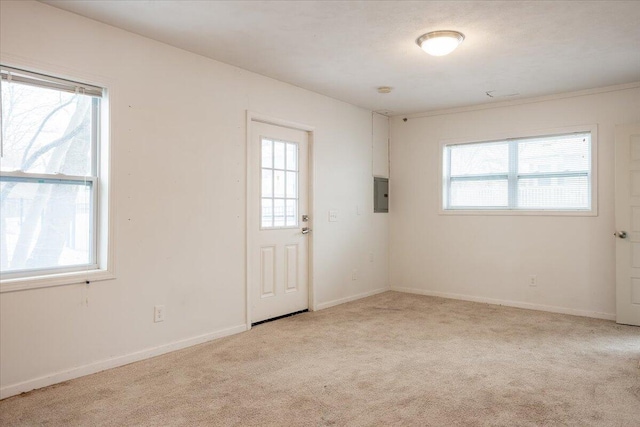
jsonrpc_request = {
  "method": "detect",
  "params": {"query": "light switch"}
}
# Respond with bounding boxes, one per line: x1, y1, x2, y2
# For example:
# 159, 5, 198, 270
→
329, 210, 338, 222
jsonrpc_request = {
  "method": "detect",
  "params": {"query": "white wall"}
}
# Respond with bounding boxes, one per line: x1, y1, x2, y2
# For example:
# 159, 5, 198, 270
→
390, 86, 640, 319
0, 1, 389, 398
372, 112, 389, 178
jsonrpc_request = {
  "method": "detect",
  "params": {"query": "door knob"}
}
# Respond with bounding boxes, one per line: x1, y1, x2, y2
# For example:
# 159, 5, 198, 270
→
616, 231, 628, 239
302, 227, 311, 235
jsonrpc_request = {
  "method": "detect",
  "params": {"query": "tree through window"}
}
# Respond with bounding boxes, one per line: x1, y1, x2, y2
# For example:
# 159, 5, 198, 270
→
0, 66, 104, 279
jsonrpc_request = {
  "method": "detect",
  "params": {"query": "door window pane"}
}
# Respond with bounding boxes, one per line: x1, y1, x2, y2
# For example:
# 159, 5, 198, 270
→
286, 171, 297, 198
286, 143, 297, 171
273, 199, 285, 227
261, 169, 273, 198
260, 138, 299, 228
261, 198, 273, 228
273, 141, 285, 170
286, 199, 297, 226
273, 170, 285, 198
261, 139, 273, 168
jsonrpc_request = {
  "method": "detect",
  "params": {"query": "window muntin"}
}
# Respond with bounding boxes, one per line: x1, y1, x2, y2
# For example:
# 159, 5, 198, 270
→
443, 132, 592, 211
261, 138, 298, 228
0, 66, 103, 279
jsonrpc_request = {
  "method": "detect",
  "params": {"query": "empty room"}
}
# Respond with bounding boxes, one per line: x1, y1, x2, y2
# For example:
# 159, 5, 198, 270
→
0, 0, 639, 425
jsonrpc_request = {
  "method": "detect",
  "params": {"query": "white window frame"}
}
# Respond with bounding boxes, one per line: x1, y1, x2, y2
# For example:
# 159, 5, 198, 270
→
0, 64, 114, 292
439, 125, 598, 216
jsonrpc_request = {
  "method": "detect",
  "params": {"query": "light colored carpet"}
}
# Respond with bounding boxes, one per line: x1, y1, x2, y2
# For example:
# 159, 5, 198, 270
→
1, 291, 639, 426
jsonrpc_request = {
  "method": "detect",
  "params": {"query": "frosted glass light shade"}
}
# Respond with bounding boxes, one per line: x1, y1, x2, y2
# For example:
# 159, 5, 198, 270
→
417, 31, 465, 56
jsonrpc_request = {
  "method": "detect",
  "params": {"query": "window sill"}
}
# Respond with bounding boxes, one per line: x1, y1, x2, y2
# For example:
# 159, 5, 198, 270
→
0, 268, 115, 293
439, 208, 597, 217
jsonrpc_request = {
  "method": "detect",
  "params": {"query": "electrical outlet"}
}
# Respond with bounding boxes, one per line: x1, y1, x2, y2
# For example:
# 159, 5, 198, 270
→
352, 269, 358, 281
329, 210, 339, 222
369, 252, 374, 262
529, 275, 537, 287
154, 305, 165, 322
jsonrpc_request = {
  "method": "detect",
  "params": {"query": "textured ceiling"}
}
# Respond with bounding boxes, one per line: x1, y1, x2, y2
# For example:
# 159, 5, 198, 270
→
42, 1, 640, 115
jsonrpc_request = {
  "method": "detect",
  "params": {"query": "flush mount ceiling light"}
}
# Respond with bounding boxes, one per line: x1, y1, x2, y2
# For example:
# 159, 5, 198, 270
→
416, 30, 465, 56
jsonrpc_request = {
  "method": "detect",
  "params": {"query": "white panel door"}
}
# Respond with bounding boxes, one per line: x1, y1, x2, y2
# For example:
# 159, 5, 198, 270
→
615, 123, 640, 326
250, 121, 309, 323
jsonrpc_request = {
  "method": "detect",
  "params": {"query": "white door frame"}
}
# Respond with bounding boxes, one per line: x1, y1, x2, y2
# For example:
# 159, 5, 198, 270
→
245, 111, 315, 329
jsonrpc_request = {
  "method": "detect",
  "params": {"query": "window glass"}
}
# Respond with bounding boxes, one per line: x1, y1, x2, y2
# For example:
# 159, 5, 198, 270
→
261, 169, 273, 198
286, 143, 297, 171
450, 180, 508, 207
273, 170, 285, 198
450, 142, 508, 176
273, 198, 285, 227
261, 198, 273, 228
444, 132, 592, 211
1, 180, 93, 272
1, 84, 93, 176
517, 176, 590, 209
286, 199, 297, 226
518, 135, 589, 174
261, 139, 273, 168
286, 171, 297, 198
273, 141, 285, 170
0, 67, 102, 278
260, 138, 298, 228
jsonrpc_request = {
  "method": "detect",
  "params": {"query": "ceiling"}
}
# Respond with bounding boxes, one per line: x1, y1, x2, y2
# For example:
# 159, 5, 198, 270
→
42, 1, 640, 115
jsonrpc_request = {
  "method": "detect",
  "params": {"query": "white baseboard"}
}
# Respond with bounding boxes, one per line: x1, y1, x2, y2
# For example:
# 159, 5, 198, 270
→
3, 287, 614, 400
391, 287, 616, 321
0, 323, 248, 400
316, 287, 389, 311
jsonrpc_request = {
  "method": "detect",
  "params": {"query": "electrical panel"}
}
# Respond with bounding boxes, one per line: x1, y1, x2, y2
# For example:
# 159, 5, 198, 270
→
374, 177, 389, 213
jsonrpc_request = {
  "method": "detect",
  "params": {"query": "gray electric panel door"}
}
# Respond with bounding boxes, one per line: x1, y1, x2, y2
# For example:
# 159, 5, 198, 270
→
374, 177, 389, 213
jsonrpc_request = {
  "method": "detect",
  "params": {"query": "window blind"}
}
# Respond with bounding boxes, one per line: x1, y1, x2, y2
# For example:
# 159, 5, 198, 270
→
0, 65, 103, 98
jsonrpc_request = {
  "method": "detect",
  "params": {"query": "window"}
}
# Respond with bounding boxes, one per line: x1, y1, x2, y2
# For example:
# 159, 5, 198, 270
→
0, 65, 108, 286
442, 131, 594, 212
261, 138, 298, 228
